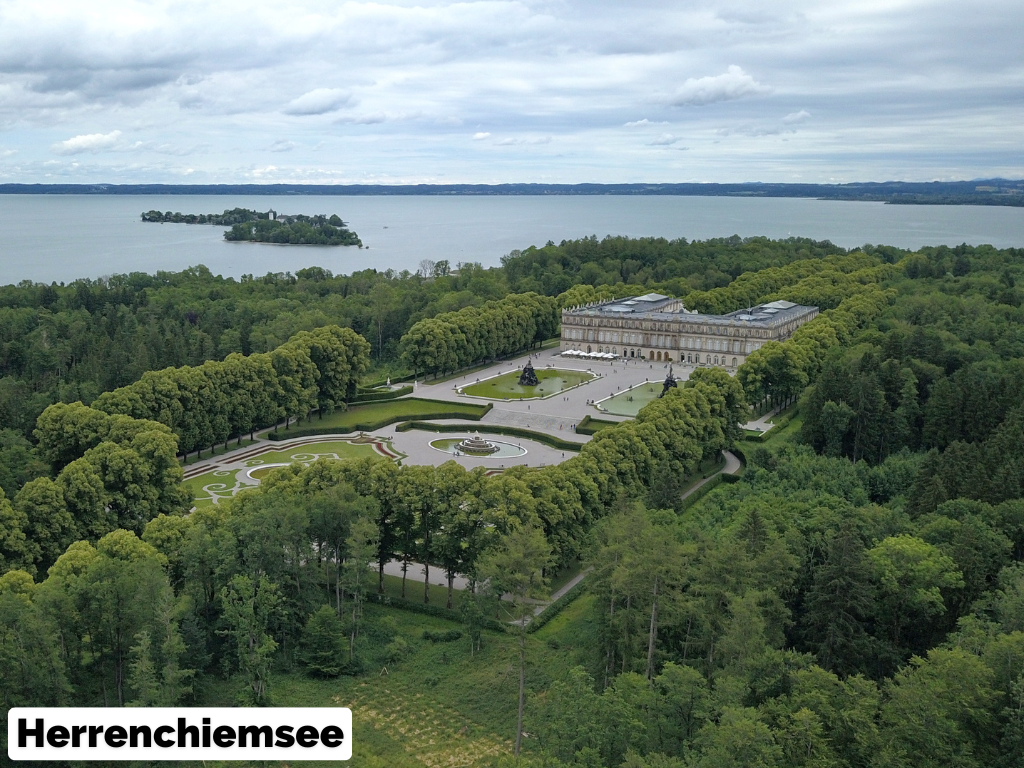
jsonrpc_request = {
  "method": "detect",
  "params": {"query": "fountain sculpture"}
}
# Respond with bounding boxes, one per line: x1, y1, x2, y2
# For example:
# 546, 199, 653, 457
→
518, 359, 540, 387
455, 433, 500, 455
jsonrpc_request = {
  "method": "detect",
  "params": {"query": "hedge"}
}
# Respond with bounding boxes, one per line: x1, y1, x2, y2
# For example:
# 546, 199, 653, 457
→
395, 421, 584, 452
366, 592, 508, 633
526, 575, 589, 634
730, 445, 748, 466
679, 471, 741, 512
576, 415, 619, 436
266, 401, 493, 440
350, 385, 414, 403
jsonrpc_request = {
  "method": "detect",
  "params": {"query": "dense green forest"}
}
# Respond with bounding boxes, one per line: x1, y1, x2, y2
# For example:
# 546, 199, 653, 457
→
223, 215, 361, 246
3, 235, 1024, 767
141, 208, 362, 245
141, 207, 272, 225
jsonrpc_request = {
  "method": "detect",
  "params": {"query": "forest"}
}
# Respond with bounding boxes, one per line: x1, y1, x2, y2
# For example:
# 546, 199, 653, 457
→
2, 234, 1024, 767
141, 208, 272, 225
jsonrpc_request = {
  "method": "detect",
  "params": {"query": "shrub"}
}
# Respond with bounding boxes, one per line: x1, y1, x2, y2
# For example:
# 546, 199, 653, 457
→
300, 605, 348, 677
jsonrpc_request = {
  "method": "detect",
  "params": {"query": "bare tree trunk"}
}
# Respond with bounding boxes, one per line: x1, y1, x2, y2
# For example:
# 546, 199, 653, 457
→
447, 571, 454, 610
401, 557, 408, 599
605, 591, 616, 689
622, 593, 631, 674
646, 576, 659, 680
424, 561, 430, 604
379, 560, 385, 594
335, 545, 341, 613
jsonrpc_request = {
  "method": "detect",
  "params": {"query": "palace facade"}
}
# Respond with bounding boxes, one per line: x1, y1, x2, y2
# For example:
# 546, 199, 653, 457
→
560, 293, 819, 370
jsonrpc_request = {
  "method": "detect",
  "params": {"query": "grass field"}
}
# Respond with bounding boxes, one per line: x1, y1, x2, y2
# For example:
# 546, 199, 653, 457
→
185, 439, 387, 507
200, 591, 598, 767
183, 469, 256, 508
179, 438, 258, 465
597, 380, 662, 416
462, 368, 594, 400
292, 398, 489, 431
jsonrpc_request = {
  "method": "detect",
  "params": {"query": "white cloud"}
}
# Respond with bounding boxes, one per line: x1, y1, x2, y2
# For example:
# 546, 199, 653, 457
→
336, 113, 388, 125
472, 132, 491, 140
0, 0, 1019, 183
282, 88, 353, 116
270, 139, 296, 152
782, 109, 811, 124
52, 130, 123, 155
648, 133, 681, 146
625, 118, 668, 127
671, 66, 768, 107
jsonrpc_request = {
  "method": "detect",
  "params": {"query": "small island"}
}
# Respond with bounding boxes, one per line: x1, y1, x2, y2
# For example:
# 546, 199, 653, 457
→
141, 207, 361, 246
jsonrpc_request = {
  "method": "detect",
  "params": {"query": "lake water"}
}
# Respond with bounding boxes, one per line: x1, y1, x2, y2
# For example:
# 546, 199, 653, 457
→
1, 194, 1022, 285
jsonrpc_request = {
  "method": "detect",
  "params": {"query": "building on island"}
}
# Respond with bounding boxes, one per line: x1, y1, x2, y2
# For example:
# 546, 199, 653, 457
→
560, 293, 818, 370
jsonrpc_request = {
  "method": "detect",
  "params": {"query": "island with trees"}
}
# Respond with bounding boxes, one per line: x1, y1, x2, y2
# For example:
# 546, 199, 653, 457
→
142, 207, 362, 246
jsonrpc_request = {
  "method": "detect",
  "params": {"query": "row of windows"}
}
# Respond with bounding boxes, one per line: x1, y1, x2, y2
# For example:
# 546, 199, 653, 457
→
563, 319, 775, 338
565, 328, 764, 353
565, 343, 740, 367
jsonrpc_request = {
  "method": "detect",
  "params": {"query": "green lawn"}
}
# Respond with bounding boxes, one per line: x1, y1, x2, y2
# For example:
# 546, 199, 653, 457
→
183, 469, 256, 508
251, 439, 381, 465
462, 368, 595, 400
285, 398, 489, 432
185, 440, 386, 507
598, 381, 663, 416
179, 437, 258, 465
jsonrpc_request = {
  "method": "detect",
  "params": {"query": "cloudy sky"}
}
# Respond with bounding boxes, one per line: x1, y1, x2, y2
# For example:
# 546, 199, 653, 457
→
0, 0, 1021, 184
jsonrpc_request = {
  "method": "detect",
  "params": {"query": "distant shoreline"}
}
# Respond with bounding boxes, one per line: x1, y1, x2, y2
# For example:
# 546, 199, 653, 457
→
1, 180, 1023, 207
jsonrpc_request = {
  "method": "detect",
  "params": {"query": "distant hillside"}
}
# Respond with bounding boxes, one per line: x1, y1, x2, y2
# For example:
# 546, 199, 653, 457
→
2, 180, 1023, 205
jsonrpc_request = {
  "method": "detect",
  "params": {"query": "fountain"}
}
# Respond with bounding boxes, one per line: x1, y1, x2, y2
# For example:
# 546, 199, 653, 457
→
455, 432, 501, 455
659, 365, 678, 397
518, 360, 540, 387
429, 433, 527, 458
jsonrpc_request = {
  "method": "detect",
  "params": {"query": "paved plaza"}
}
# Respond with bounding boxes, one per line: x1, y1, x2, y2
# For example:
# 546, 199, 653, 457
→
182, 348, 696, 486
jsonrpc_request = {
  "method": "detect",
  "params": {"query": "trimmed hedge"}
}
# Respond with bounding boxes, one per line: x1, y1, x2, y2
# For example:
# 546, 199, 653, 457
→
527, 575, 589, 634
366, 592, 507, 633
396, 421, 584, 452
576, 415, 619, 436
679, 471, 741, 512
267, 400, 492, 440
351, 385, 414, 403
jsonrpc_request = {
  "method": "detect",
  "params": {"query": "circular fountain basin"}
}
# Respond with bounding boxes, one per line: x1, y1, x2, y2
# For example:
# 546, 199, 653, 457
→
429, 437, 527, 459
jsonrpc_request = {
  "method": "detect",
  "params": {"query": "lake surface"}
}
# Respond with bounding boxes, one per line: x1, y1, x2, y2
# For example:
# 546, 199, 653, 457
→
1, 194, 1022, 285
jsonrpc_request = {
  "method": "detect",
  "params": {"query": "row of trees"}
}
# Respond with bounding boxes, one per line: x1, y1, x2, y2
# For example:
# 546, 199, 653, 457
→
89, 325, 369, 456
399, 292, 558, 377
679, 252, 880, 314
738, 284, 896, 411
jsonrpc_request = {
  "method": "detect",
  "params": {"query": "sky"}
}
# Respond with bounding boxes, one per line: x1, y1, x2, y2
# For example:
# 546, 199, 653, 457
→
0, 0, 1021, 185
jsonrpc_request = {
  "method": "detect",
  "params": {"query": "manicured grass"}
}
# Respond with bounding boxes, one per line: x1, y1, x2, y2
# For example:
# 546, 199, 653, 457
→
598, 380, 662, 416
462, 368, 595, 400
279, 398, 489, 433
179, 437, 258, 465
183, 469, 256, 508
250, 439, 380, 465
185, 440, 387, 506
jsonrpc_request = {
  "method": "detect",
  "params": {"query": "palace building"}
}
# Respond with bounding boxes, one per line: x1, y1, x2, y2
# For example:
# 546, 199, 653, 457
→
560, 293, 819, 370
